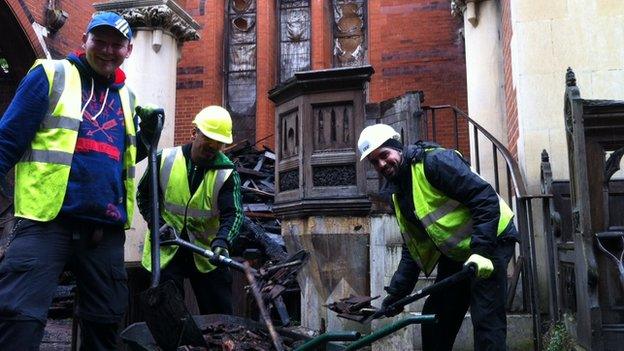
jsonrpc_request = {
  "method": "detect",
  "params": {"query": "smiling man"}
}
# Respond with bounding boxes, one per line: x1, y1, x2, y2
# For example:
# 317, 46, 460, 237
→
0, 12, 159, 350
137, 105, 243, 316
358, 124, 519, 351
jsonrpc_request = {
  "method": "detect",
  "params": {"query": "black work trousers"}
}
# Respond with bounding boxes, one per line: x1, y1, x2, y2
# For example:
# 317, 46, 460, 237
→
421, 237, 516, 351
160, 247, 233, 315
0, 217, 128, 350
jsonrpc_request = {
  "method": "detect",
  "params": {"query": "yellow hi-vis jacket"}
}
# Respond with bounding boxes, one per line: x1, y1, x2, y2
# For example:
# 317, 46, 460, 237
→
14, 59, 137, 228
392, 149, 514, 276
141, 146, 233, 273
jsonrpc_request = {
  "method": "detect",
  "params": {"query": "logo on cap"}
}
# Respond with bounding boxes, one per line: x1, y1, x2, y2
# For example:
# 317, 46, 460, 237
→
114, 18, 130, 39
87, 12, 132, 40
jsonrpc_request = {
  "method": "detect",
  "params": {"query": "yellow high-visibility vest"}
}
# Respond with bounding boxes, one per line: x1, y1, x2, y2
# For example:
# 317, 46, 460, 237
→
141, 146, 233, 273
393, 148, 514, 275
14, 59, 137, 228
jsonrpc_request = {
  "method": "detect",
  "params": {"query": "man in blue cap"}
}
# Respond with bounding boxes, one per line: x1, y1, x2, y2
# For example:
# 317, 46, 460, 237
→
0, 11, 158, 350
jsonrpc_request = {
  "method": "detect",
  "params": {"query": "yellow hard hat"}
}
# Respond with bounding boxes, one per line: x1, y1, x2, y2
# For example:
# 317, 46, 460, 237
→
192, 106, 233, 144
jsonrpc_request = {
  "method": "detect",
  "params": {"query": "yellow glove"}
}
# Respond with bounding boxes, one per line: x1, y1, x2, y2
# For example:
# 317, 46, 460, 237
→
465, 254, 494, 279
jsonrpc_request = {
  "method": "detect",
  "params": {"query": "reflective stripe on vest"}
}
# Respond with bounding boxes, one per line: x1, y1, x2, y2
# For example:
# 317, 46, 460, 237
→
14, 59, 137, 227
393, 148, 514, 273
141, 146, 233, 273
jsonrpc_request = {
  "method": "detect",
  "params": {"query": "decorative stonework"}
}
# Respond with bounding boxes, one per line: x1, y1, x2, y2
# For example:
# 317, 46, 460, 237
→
450, 0, 466, 17
94, 0, 200, 42
450, 0, 481, 26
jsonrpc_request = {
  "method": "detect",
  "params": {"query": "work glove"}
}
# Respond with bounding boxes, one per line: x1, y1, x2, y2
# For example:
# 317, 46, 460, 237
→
136, 104, 164, 144
381, 293, 404, 317
158, 224, 176, 241
465, 253, 494, 279
210, 242, 230, 265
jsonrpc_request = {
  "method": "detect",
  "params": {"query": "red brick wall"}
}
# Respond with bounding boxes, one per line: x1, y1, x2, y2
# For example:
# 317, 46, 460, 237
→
5, 0, 92, 59
256, 0, 277, 149
310, 0, 332, 69
174, 0, 226, 146
501, 0, 519, 159
1, 0, 91, 113
368, 0, 468, 153
6, 0, 468, 153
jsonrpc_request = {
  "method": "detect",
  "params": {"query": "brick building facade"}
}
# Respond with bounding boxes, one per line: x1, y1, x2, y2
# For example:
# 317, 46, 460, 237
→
1, 0, 467, 150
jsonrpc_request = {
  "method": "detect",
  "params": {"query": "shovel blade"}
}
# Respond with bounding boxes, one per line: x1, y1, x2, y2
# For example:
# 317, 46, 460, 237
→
139, 280, 206, 350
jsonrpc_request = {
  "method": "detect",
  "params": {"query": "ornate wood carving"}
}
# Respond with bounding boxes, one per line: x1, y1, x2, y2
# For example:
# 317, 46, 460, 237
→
605, 147, 624, 184
280, 109, 299, 160
312, 165, 356, 186
333, 0, 366, 67
562, 67, 624, 349
279, 0, 311, 82
313, 104, 354, 151
269, 66, 374, 218
279, 169, 299, 192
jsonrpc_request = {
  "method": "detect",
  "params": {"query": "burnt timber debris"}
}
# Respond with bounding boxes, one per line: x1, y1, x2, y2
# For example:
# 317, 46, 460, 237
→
325, 294, 379, 322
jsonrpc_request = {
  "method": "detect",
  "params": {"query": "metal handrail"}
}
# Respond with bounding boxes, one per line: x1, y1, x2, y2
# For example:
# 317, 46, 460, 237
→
421, 105, 527, 197
420, 105, 541, 351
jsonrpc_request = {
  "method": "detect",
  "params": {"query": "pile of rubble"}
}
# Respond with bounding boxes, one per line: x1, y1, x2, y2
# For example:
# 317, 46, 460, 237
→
199, 323, 303, 351
226, 142, 286, 261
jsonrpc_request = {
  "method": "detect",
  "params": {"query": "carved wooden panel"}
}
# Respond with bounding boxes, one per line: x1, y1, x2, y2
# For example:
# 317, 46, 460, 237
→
312, 165, 356, 186
560, 263, 577, 313
227, 0, 257, 142
312, 103, 354, 152
333, 0, 367, 67
280, 109, 299, 160
279, 169, 299, 192
279, 0, 311, 82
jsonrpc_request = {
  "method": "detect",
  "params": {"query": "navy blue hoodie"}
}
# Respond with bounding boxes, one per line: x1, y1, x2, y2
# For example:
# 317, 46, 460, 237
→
0, 53, 142, 225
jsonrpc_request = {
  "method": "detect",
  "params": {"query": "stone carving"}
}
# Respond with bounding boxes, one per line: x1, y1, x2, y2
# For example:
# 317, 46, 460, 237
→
312, 165, 356, 186
333, 1, 366, 67
121, 6, 199, 42
450, 0, 466, 17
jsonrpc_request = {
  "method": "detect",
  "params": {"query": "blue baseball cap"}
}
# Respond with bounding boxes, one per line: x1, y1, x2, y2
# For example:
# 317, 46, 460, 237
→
86, 12, 132, 41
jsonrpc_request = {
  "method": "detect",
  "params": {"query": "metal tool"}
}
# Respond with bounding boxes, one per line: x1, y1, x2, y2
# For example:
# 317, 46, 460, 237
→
137, 108, 207, 351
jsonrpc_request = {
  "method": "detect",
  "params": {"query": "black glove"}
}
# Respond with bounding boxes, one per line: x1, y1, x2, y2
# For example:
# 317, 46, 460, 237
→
158, 224, 176, 240
381, 293, 404, 317
136, 104, 164, 144
210, 241, 230, 265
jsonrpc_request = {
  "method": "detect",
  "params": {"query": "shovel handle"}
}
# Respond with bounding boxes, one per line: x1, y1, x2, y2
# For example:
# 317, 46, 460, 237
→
366, 264, 476, 322
160, 233, 254, 273
148, 112, 164, 288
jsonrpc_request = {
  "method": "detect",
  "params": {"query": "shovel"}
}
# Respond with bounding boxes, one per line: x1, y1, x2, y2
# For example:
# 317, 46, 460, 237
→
137, 107, 207, 351
355, 264, 476, 324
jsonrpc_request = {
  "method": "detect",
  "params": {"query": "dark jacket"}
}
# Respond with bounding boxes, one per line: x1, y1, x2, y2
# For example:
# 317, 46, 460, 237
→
136, 143, 243, 250
385, 141, 518, 297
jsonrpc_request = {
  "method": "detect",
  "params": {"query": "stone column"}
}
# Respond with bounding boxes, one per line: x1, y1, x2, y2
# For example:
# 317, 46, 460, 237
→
452, 0, 508, 190
94, 0, 199, 262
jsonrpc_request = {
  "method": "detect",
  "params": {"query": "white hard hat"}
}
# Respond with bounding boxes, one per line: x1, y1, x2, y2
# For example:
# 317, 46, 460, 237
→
357, 124, 401, 161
